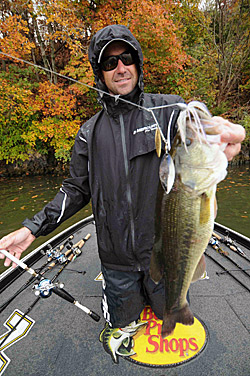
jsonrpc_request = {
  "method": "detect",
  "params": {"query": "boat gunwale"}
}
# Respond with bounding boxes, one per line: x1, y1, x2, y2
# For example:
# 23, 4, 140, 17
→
1, 218, 249, 294
214, 221, 250, 249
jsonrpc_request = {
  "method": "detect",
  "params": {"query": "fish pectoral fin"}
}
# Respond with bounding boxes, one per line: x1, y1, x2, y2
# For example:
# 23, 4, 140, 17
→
191, 254, 206, 282
162, 304, 194, 338
199, 193, 211, 224
149, 250, 163, 283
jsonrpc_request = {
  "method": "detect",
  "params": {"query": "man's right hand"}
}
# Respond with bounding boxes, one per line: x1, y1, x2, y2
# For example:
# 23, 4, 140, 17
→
0, 227, 36, 268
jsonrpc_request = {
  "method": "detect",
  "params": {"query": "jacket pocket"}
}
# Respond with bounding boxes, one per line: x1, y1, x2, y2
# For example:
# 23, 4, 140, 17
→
129, 126, 165, 160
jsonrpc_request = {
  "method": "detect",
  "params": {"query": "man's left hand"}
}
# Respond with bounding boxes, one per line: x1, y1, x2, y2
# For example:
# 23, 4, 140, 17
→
211, 116, 246, 161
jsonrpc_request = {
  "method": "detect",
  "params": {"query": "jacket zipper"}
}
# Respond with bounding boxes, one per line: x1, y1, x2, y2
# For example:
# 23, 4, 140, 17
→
119, 114, 141, 271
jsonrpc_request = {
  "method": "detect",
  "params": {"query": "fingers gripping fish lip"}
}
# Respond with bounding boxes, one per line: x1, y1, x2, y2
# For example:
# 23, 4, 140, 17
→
159, 101, 228, 195
159, 106, 228, 196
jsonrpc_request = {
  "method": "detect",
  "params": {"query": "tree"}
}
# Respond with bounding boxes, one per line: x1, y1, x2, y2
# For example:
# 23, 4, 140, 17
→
0, 0, 95, 163
189, 0, 250, 107
0, 0, 249, 166
89, 0, 193, 96
0, 76, 39, 163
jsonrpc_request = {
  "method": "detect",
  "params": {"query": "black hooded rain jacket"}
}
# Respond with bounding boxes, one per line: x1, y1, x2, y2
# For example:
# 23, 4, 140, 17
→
23, 25, 185, 272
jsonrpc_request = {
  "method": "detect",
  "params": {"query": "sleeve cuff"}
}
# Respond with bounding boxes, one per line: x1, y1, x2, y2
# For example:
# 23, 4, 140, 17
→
22, 219, 41, 237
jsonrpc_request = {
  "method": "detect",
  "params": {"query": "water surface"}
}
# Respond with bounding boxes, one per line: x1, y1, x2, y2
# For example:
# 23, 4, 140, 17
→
0, 175, 92, 274
216, 164, 250, 238
0, 164, 249, 274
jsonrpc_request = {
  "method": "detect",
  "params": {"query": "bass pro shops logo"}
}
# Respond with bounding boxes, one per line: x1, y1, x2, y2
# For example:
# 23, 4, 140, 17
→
127, 306, 208, 368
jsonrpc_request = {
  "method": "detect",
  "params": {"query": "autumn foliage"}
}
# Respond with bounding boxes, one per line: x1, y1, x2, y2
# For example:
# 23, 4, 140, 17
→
0, 0, 249, 165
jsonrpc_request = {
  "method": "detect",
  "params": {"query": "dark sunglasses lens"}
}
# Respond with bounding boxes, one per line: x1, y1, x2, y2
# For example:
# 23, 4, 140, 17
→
120, 52, 134, 66
101, 56, 118, 71
101, 51, 135, 71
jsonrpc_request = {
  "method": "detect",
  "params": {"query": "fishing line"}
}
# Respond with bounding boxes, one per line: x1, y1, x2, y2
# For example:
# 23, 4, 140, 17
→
205, 250, 250, 293
217, 268, 250, 275
50, 266, 86, 274
0, 51, 187, 151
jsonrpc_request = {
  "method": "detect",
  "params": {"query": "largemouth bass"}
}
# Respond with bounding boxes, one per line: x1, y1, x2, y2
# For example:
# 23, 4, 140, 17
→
150, 101, 228, 338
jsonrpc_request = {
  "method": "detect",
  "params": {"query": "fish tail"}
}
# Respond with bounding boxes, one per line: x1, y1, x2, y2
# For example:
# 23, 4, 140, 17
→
161, 304, 194, 338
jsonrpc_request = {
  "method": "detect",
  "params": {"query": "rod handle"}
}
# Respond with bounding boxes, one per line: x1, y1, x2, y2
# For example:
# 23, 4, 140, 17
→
230, 245, 237, 252
212, 232, 221, 240
73, 234, 91, 250
0, 249, 37, 276
74, 301, 100, 322
52, 286, 75, 303
84, 233, 91, 241
67, 253, 74, 261
53, 288, 100, 322
89, 311, 100, 322
65, 248, 73, 256
49, 261, 56, 269
76, 239, 85, 249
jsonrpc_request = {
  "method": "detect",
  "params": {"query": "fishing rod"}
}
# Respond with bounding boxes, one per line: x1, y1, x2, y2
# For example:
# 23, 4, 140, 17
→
42, 234, 91, 286
0, 238, 100, 322
209, 237, 229, 256
0, 235, 92, 349
212, 231, 250, 262
204, 250, 250, 293
0, 235, 88, 311
209, 237, 250, 279
0, 235, 74, 313
41, 234, 74, 261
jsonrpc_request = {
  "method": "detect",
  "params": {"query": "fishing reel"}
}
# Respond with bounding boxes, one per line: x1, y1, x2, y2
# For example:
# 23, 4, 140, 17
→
33, 279, 64, 298
209, 237, 218, 247
224, 231, 235, 246
40, 244, 53, 257
73, 247, 82, 257
57, 254, 67, 264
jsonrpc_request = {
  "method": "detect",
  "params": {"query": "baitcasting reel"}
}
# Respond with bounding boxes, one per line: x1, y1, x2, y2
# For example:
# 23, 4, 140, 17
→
33, 278, 64, 298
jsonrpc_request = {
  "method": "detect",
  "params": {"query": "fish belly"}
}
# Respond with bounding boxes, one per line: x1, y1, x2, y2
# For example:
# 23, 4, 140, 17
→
150, 179, 215, 337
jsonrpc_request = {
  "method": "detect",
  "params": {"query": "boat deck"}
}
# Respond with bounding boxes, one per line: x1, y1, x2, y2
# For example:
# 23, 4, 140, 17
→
0, 219, 249, 376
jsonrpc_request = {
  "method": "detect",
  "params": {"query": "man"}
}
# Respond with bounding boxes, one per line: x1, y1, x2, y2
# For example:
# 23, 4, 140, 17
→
0, 25, 245, 363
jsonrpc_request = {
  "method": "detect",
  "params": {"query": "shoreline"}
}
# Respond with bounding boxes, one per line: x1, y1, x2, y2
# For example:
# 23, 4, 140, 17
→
0, 155, 249, 178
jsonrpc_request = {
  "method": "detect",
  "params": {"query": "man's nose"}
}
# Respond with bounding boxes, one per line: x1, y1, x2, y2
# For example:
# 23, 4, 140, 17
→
116, 58, 126, 73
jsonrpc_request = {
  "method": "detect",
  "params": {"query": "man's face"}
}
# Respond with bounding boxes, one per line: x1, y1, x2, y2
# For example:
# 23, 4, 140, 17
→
100, 41, 138, 96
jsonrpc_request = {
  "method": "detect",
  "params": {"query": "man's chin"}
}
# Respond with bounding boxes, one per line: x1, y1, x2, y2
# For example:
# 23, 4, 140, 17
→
112, 88, 133, 96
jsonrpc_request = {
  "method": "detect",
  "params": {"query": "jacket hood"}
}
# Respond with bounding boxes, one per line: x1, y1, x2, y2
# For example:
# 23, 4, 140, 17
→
88, 25, 144, 94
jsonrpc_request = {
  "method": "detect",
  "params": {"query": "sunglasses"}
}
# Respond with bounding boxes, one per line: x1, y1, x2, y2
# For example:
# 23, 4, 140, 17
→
100, 51, 135, 72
